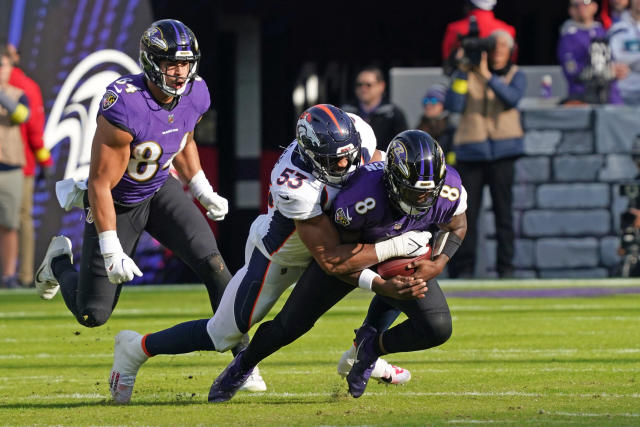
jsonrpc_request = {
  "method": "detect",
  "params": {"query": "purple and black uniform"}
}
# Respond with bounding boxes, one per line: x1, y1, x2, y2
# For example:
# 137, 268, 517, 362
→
100, 73, 209, 204
55, 75, 231, 328
239, 163, 463, 371
332, 162, 462, 243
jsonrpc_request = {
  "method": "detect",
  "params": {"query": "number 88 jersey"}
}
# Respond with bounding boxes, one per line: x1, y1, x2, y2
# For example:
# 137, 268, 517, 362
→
99, 73, 210, 205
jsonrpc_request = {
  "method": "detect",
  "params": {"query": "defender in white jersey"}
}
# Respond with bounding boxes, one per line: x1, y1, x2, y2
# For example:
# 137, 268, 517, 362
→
108, 105, 429, 403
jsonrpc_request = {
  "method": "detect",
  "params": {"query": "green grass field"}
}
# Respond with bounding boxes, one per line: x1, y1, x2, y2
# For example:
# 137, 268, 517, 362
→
1, 280, 639, 426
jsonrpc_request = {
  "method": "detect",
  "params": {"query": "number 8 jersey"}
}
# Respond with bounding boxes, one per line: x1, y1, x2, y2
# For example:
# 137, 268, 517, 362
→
249, 116, 377, 268
99, 73, 210, 204
331, 162, 467, 243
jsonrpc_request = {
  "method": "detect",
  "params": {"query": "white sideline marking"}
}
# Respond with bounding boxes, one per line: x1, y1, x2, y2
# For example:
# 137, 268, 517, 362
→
552, 411, 639, 418
0, 307, 209, 318
0, 277, 631, 295
21, 390, 640, 401
26, 393, 105, 400
2, 347, 638, 360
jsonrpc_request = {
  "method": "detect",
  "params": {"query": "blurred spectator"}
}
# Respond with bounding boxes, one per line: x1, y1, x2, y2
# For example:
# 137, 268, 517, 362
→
442, 0, 516, 74
609, 0, 640, 104
6, 43, 52, 287
617, 135, 640, 277
341, 66, 408, 150
444, 30, 525, 278
599, 0, 629, 28
557, 0, 626, 104
415, 83, 455, 162
0, 46, 30, 288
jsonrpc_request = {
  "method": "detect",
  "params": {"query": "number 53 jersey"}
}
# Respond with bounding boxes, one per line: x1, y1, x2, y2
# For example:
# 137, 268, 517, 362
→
99, 73, 210, 205
249, 135, 376, 268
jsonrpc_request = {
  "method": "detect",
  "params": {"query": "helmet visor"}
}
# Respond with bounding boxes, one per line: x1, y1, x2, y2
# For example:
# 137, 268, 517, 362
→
325, 146, 361, 177
397, 180, 441, 212
307, 143, 361, 184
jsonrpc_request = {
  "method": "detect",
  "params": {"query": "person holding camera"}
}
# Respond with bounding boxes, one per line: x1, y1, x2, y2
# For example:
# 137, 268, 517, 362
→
444, 30, 524, 279
442, 0, 515, 74
557, 0, 626, 104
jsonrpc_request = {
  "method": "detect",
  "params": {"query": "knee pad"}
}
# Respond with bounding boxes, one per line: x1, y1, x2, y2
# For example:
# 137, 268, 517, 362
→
197, 253, 231, 277
196, 253, 233, 310
76, 307, 111, 328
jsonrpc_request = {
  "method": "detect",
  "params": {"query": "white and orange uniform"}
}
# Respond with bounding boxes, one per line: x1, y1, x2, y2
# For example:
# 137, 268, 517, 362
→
208, 114, 377, 350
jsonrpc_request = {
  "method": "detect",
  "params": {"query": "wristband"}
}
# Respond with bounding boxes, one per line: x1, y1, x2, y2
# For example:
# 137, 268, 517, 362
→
188, 169, 213, 199
433, 232, 462, 259
0, 90, 18, 112
98, 230, 123, 255
358, 269, 380, 292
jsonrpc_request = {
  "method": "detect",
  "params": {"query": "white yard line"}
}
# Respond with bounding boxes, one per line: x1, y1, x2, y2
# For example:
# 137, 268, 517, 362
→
18, 390, 640, 400
3, 278, 638, 297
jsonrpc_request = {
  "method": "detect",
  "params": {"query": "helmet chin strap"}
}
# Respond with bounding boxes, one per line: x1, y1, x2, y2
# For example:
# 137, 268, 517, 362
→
159, 73, 188, 97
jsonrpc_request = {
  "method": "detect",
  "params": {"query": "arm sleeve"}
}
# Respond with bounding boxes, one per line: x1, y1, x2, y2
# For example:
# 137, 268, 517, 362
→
442, 24, 458, 60
273, 182, 322, 220
99, 88, 135, 137
453, 185, 467, 216
0, 91, 29, 124
557, 34, 584, 81
22, 79, 50, 165
487, 71, 526, 108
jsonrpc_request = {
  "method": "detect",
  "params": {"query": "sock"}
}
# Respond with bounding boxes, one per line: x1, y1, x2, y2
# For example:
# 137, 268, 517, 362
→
231, 333, 250, 357
144, 319, 214, 356
368, 333, 383, 358
52, 254, 74, 279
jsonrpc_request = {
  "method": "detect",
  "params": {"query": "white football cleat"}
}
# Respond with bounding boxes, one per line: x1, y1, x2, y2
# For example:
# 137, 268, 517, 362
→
375, 358, 412, 385
238, 365, 267, 392
35, 236, 72, 300
337, 344, 411, 385
109, 330, 149, 404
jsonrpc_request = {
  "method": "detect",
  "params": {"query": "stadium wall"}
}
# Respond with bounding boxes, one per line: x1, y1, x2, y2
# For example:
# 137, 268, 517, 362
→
498, 106, 637, 278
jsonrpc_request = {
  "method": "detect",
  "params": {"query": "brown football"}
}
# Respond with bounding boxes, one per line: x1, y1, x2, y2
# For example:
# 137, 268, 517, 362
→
376, 245, 432, 279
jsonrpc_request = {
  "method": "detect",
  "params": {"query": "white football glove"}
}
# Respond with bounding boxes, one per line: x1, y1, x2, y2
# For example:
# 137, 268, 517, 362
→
188, 170, 229, 221
99, 231, 143, 285
374, 230, 432, 262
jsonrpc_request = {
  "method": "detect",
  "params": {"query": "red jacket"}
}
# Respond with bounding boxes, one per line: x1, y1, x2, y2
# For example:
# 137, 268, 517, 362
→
8, 67, 52, 176
442, 9, 516, 60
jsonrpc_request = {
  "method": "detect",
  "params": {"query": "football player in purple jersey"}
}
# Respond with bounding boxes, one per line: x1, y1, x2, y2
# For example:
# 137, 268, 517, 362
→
209, 130, 467, 401
34, 20, 233, 330
105, 105, 430, 404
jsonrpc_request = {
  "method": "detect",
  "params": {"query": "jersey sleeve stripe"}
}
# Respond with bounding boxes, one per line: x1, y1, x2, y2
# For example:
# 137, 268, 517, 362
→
262, 210, 296, 255
247, 259, 272, 327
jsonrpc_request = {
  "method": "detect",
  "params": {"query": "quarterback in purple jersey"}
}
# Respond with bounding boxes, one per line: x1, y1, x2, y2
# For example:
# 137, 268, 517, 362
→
208, 130, 468, 402
103, 105, 430, 404
35, 20, 233, 333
